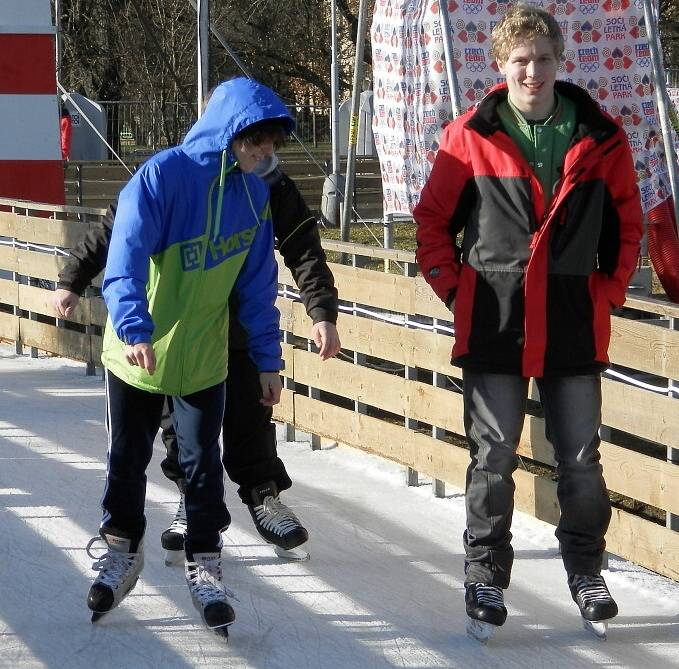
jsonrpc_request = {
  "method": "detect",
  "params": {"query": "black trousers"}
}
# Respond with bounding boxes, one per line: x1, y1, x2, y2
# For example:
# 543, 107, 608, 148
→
462, 371, 611, 588
102, 371, 230, 557
160, 348, 292, 503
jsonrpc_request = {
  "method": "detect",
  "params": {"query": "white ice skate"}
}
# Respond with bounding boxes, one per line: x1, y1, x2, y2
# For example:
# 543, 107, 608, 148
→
87, 531, 144, 622
186, 552, 238, 637
161, 492, 187, 566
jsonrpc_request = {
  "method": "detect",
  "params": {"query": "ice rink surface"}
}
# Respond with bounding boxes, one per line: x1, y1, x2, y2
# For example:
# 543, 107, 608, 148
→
1, 344, 678, 668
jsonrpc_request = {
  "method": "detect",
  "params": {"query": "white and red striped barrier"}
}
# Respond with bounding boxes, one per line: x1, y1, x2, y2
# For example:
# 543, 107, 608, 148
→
0, 0, 64, 205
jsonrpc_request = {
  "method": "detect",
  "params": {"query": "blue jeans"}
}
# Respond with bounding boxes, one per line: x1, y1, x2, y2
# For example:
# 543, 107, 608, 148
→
462, 371, 611, 588
101, 370, 230, 557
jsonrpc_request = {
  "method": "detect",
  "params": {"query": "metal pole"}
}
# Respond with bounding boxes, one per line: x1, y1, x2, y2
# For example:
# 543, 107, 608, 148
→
331, 0, 340, 175
643, 0, 679, 228
54, 0, 62, 83
383, 213, 393, 273
439, 0, 463, 117
197, 0, 210, 116
340, 0, 370, 251
329, 0, 343, 227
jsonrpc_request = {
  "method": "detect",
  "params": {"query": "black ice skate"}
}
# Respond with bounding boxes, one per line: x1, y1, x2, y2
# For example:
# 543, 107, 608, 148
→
465, 583, 507, 643
161, 488, 187, 566
87, 529, 144, 623
248, 481, 309, 560
185, 552, 237, 637
568, 573, 618, 640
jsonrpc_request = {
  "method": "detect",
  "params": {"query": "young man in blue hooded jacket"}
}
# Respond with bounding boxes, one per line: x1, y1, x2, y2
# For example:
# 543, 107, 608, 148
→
86, 78, 293, 634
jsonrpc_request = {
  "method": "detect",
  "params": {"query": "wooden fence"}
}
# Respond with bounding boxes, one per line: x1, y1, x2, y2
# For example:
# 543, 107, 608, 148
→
64, 152, 384, 221
1, 199, 678, 581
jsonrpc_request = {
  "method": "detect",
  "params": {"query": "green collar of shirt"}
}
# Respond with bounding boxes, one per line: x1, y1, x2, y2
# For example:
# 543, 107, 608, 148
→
497, 91, 576, 206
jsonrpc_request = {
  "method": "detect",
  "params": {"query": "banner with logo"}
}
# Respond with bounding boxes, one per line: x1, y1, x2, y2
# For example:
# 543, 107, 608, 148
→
371, 0, 677, 215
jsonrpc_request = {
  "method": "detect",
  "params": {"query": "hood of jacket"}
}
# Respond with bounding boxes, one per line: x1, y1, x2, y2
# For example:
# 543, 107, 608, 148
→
181, 77, 295, 168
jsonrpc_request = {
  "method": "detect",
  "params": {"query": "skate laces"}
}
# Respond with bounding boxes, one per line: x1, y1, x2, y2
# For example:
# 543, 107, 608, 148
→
168, 493, 187, 533
187, 558, 239, 604
473, 584, 504, 610
571, 575, 612, 606
86, 536, 139, 589
254, 495, 302, 537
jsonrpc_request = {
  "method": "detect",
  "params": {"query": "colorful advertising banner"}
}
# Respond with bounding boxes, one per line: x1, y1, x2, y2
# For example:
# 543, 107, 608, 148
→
371, 0, 678, 215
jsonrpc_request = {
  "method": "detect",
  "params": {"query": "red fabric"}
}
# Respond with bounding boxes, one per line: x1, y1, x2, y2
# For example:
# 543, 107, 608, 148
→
589, 272, 613, 365
451, 264, 475, 358
60, 115, 72, 161
415, 83, 643, 377
0, 35, 56, 94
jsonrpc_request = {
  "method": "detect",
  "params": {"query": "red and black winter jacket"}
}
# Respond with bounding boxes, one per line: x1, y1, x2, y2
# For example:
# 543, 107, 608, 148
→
414, 81, 643, 377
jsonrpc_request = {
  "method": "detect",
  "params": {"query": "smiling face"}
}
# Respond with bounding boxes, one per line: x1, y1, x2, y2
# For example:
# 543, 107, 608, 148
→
231, 137, 277, 173
498, 36, 559, 120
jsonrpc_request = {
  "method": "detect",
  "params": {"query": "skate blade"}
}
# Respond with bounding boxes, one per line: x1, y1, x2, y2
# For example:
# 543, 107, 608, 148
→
89, 576, 139, 624
466, 617, 496, 643
211, 622, 233, 640
164, 549, 184, 566
583, 619, 608, 640
274, 545, 310, 561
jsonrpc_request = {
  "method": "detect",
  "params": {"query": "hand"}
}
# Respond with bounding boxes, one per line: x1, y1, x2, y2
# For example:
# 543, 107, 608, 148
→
124, 342, 156, 375
53, 289, 80, 319
311, 321, 341, 361
259, 372, 282, 406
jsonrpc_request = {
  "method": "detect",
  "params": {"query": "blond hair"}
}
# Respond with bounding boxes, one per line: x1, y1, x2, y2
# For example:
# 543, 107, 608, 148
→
490, 4, 564, 64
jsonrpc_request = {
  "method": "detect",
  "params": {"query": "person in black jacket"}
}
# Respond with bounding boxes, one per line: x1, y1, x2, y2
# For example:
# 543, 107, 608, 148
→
54, 157, 340, 562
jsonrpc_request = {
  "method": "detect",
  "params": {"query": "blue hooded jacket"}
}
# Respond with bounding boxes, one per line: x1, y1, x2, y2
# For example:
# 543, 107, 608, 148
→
101, 78, 294, 395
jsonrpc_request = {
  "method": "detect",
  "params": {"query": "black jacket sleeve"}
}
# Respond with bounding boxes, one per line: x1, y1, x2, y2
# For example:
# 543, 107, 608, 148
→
57, 202, 117, 295
270, 172, 338, 324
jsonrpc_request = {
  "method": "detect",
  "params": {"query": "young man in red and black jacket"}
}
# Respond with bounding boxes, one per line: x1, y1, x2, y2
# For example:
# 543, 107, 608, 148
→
414, 5, 642, 640
54, 157, 340, 562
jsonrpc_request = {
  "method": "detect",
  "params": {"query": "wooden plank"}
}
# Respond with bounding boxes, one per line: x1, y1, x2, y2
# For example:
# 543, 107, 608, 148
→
92, 334, 103, 362
607, 508, 679, 581
609, 315, 679, 379
291, 393, 679, 581
0, 196, 106, 217
280, 298, 454, 374
0, 278, 18, 307
280, 342, 295, 380
14, 249, 64, 282
291, 348, 463, 438
18, 284, 90, 325
0, 312, 19, 341
320, 239, 415, 263
601, 376, 679, 449
19, 320, 91, 361
598, 442, 679, 516
89, 296, 107, 326
315, 263, 416, 313
0, 246, 18, 273
281, 258, 452, 321
625, 295, 679, 320
272, 388, 294, 425
12, 214, 93, 248
0, 211, 18, 237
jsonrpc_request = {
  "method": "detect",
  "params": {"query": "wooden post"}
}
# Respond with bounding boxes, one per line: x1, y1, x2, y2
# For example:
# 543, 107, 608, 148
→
404, 260, 419, 487
282, 286, 296, 442
668, 317, 679, 532
431, 317, 446, 498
